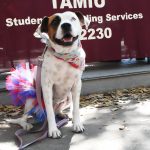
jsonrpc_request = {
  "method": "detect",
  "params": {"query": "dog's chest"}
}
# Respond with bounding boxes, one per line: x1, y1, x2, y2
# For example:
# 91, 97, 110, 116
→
41, 50, 82, 100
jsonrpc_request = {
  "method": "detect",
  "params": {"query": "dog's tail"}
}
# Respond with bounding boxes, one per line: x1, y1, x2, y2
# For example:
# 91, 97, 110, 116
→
6, 63, 46, 122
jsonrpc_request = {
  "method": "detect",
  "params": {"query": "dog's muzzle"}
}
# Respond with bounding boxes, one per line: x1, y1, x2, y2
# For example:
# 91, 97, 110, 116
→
54, 23, 78, 46
54, 34, 78, 47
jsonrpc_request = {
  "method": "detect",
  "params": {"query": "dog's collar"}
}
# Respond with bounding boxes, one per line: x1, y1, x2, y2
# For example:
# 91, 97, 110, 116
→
48, 45, 85, 70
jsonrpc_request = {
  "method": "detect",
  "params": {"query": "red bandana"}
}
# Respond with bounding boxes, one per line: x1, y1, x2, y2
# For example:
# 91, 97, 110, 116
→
49, 47, 85, 70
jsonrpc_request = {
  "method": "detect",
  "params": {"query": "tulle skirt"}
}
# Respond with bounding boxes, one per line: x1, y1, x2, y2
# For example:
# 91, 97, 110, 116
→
6, 63, 46, 122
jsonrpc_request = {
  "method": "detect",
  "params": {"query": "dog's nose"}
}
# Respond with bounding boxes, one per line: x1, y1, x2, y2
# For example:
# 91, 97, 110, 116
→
61, 23, 71, 32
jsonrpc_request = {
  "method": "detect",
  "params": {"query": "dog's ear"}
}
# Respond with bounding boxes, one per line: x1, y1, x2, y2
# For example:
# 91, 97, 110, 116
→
41, 16, 49, 33
75, 12, 90, 29
33, 17, 49, 43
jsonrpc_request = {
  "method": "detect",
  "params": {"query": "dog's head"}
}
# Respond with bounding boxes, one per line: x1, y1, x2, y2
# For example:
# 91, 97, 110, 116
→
34, 11, 90, 53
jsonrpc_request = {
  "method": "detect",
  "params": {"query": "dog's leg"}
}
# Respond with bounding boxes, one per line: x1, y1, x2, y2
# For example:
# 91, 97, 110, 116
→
5, 98, 34, 131
72, 79, 84, 133
54, 93, 72, 119
41, 80, 61, 138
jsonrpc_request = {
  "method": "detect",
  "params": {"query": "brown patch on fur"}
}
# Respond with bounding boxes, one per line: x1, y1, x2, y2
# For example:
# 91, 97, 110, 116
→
46, 53, 50, 57
63, 75, 69, 83
53, 71, 58, 76
55, 64, 62, 70
48, 15, 60, 42
47, 79, 52, 87
57, 77, 61, 82
75, 74, 78, 78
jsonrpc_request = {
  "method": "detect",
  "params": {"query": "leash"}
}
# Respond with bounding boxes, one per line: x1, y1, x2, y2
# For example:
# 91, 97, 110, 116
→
15, 46, 69, 150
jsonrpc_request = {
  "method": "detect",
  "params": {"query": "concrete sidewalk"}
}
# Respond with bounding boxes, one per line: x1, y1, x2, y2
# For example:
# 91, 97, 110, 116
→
1, 100, 150, 150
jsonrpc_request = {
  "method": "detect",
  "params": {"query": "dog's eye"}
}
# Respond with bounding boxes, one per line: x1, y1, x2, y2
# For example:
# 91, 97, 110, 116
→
71, 17, 76, 21
51, 16, 61, 26
51, 19, 58, 26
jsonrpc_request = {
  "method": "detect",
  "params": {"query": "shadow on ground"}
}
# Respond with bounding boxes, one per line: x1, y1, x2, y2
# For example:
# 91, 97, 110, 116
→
1, 100, 150, 150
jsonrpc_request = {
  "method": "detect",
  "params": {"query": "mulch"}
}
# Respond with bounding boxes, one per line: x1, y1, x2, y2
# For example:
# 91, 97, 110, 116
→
0, 86, 150, 120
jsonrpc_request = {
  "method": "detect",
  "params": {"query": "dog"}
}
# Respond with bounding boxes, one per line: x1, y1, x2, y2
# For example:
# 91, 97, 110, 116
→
6, 11, 90, 138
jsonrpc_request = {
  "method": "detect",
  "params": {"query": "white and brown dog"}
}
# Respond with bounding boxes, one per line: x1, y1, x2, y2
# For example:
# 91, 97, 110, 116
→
7, 11, 90, 138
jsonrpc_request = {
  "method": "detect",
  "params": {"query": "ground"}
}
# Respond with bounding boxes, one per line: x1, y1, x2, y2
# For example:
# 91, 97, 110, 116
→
0, 86, 150, 150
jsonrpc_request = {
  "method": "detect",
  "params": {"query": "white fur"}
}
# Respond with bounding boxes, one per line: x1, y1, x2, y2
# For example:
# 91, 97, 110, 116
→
41, 47, 85, 137
7, 11, 90, 138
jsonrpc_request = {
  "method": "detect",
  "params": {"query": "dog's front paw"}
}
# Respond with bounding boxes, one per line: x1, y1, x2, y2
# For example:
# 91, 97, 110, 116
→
73, 123, 85, 133
5, 118, 33, 131
20, 122, 33, 131
48, 127, 61, 138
